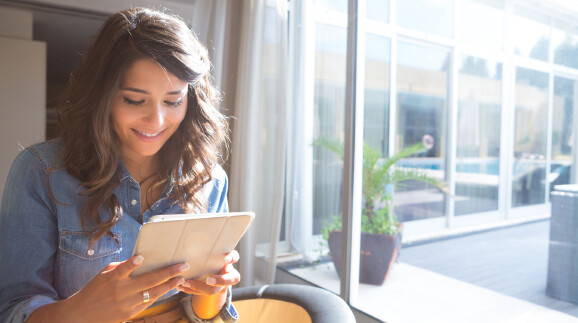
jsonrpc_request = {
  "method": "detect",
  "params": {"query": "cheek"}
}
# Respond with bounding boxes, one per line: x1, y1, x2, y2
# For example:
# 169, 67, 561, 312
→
110, 107, 135, 140
178, 109, 187, 125
111, 105, 134, 129
110, 107, 120, 132
171, 106, 188, 128
110, 110, 124, 135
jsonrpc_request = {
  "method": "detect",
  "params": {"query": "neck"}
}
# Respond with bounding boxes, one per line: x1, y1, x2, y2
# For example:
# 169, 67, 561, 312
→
121, 155, 159, 184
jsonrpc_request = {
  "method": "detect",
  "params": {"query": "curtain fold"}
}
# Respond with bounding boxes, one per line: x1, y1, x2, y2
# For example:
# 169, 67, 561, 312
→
194, 0, 289, 286
191, 0, 228, 89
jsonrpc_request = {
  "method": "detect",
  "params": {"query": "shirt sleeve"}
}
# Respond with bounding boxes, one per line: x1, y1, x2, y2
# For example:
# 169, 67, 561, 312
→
180, 287, 239, 323
0, 149, 59, 322
205, 165, 229, 214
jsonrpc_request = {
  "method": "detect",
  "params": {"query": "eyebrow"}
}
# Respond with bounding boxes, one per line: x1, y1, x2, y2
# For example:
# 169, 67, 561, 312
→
120, 87, 186, 95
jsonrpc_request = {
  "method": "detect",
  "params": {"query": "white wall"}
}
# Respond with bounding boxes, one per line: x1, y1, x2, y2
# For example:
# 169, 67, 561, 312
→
23, 0, 196, 21
0, 7, 33, 39
0, 7, 46, 199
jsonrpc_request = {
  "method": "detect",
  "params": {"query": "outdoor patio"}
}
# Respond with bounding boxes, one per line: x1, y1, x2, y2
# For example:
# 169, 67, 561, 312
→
285, 219, 578, 322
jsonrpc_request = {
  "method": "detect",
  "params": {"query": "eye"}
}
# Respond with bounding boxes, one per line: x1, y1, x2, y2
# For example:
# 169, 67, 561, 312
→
165, 98, 184, 107
123, 97, 145, 106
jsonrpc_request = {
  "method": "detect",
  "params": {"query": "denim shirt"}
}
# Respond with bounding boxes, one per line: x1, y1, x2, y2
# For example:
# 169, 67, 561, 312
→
0, 140, 237, 323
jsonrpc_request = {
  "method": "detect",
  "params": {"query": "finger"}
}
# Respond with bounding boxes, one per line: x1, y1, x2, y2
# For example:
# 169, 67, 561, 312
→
219, 261, 238, 275
133, 276, 185, 309
111, 255, 145, 279
176, 281, 203, 295
224, 250, 240, 264
131, 262, 190, 292
206, 272, 240, 287
182, 280, 226, 295
208, 265, 240, 286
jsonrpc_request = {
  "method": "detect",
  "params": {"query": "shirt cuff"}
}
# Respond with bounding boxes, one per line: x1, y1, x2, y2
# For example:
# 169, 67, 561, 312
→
5, 295, 55, 323
180, 287, 238, 323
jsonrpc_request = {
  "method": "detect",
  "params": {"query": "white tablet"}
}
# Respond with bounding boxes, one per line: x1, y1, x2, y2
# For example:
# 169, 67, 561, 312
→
131, 212, 254, 280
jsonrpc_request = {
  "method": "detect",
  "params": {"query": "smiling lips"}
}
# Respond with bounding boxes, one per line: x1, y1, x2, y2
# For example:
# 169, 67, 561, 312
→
132, 128, 165, 142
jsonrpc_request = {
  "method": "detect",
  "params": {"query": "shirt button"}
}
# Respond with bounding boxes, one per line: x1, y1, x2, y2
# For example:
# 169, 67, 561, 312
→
87, 249, 94, 256
131, 199, 137, 205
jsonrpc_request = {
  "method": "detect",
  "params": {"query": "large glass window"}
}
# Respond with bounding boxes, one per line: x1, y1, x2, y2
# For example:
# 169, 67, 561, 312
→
347, 33, 392, 321
397, 0, 453, 38
395, 42, 448, 221
364, 33, 390, 155
513, 9, 549, 61
551, 76, 575, 190
512, 67, 549, 207
553, 21, 578, 69
314, 0, 347, 13
312, 22, 347, 234
455, 55, 502, 215
284, 1, 578, 321
457, 0, 504, 53
366, 0, 389, 23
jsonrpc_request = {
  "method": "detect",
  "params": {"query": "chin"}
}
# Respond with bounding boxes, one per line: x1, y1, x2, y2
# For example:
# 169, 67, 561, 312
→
135, 146, 164, 158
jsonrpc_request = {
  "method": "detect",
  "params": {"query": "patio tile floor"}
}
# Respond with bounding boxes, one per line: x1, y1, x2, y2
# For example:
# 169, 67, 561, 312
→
287, 220, 578, 322
400, 220, 578, 317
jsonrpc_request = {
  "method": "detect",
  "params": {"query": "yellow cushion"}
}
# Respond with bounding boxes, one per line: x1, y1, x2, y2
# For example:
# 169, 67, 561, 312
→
234, 299, 312, 323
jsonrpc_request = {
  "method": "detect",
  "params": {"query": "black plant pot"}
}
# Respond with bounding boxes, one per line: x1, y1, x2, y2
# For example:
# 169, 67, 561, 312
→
328, 229, 401, 285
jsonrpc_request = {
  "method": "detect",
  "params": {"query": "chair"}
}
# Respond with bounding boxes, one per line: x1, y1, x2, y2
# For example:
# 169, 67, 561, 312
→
232, 284, 356, 323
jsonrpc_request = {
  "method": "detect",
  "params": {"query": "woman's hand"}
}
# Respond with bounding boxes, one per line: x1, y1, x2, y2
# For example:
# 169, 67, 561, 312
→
28, 255, 189, 323
177, 250, 240, 296
177, 250, 240, 319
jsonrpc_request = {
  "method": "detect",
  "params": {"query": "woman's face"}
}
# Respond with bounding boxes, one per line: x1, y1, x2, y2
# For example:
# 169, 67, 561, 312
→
111, 58, 188, 165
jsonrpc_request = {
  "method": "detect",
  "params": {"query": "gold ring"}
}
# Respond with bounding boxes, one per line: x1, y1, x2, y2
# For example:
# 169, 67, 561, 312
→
142, 290, 150, 303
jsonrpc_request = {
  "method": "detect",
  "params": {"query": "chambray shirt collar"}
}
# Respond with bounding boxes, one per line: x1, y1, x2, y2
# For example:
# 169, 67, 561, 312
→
116, 161, 176, 200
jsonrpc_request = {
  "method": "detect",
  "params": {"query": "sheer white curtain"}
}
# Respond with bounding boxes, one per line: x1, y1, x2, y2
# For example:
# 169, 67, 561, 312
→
192, 0, 289, 286
191, 0, 228, 88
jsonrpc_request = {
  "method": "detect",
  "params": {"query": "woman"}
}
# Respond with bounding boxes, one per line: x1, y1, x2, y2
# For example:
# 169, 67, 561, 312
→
0, 8, 239, 323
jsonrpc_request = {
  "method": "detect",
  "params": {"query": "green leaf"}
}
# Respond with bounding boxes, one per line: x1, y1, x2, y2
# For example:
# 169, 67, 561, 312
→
314, 136, 446, 238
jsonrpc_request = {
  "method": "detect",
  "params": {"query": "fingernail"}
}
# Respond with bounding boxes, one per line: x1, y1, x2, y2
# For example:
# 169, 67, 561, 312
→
224, 255, 233, 263
133, 255, 144, 265
179, 263, 190, 272
182, 281, 192, 288
206, 277, 216, 285
177, 278, 185, 285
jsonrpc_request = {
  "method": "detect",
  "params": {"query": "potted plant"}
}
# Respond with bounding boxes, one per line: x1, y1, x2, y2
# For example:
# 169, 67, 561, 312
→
315, 138, 445, 285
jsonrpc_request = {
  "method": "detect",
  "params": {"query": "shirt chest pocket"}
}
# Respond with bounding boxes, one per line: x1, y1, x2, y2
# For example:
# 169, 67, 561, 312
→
57, 231, 122, 297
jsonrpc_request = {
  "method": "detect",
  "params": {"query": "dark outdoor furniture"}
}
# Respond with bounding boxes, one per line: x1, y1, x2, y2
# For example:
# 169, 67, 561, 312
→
547, 184, 578, 304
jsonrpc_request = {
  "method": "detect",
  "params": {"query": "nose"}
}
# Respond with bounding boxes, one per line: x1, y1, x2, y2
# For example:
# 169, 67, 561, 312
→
144, 103, 165, 128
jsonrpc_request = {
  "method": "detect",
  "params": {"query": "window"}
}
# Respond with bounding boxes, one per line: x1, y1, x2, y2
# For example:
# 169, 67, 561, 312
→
553, 21, 578, 69
512, 67, 548, 207
513, 8, 549, 61
551, 76, 575, 188
281, 1, 578, 321
456, 55, 502, 215
364, 33, 390, 156
397, 0, 453, 38
312, 22, 347, 235
457, 0, 504, 53
395, 41, 448, 222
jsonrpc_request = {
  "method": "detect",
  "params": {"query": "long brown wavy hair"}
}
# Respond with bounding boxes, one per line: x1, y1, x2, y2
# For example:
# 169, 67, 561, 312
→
57, 8, 228, 247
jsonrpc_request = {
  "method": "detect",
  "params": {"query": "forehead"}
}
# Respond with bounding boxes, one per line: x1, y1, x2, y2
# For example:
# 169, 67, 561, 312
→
121, 58, 188, 92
